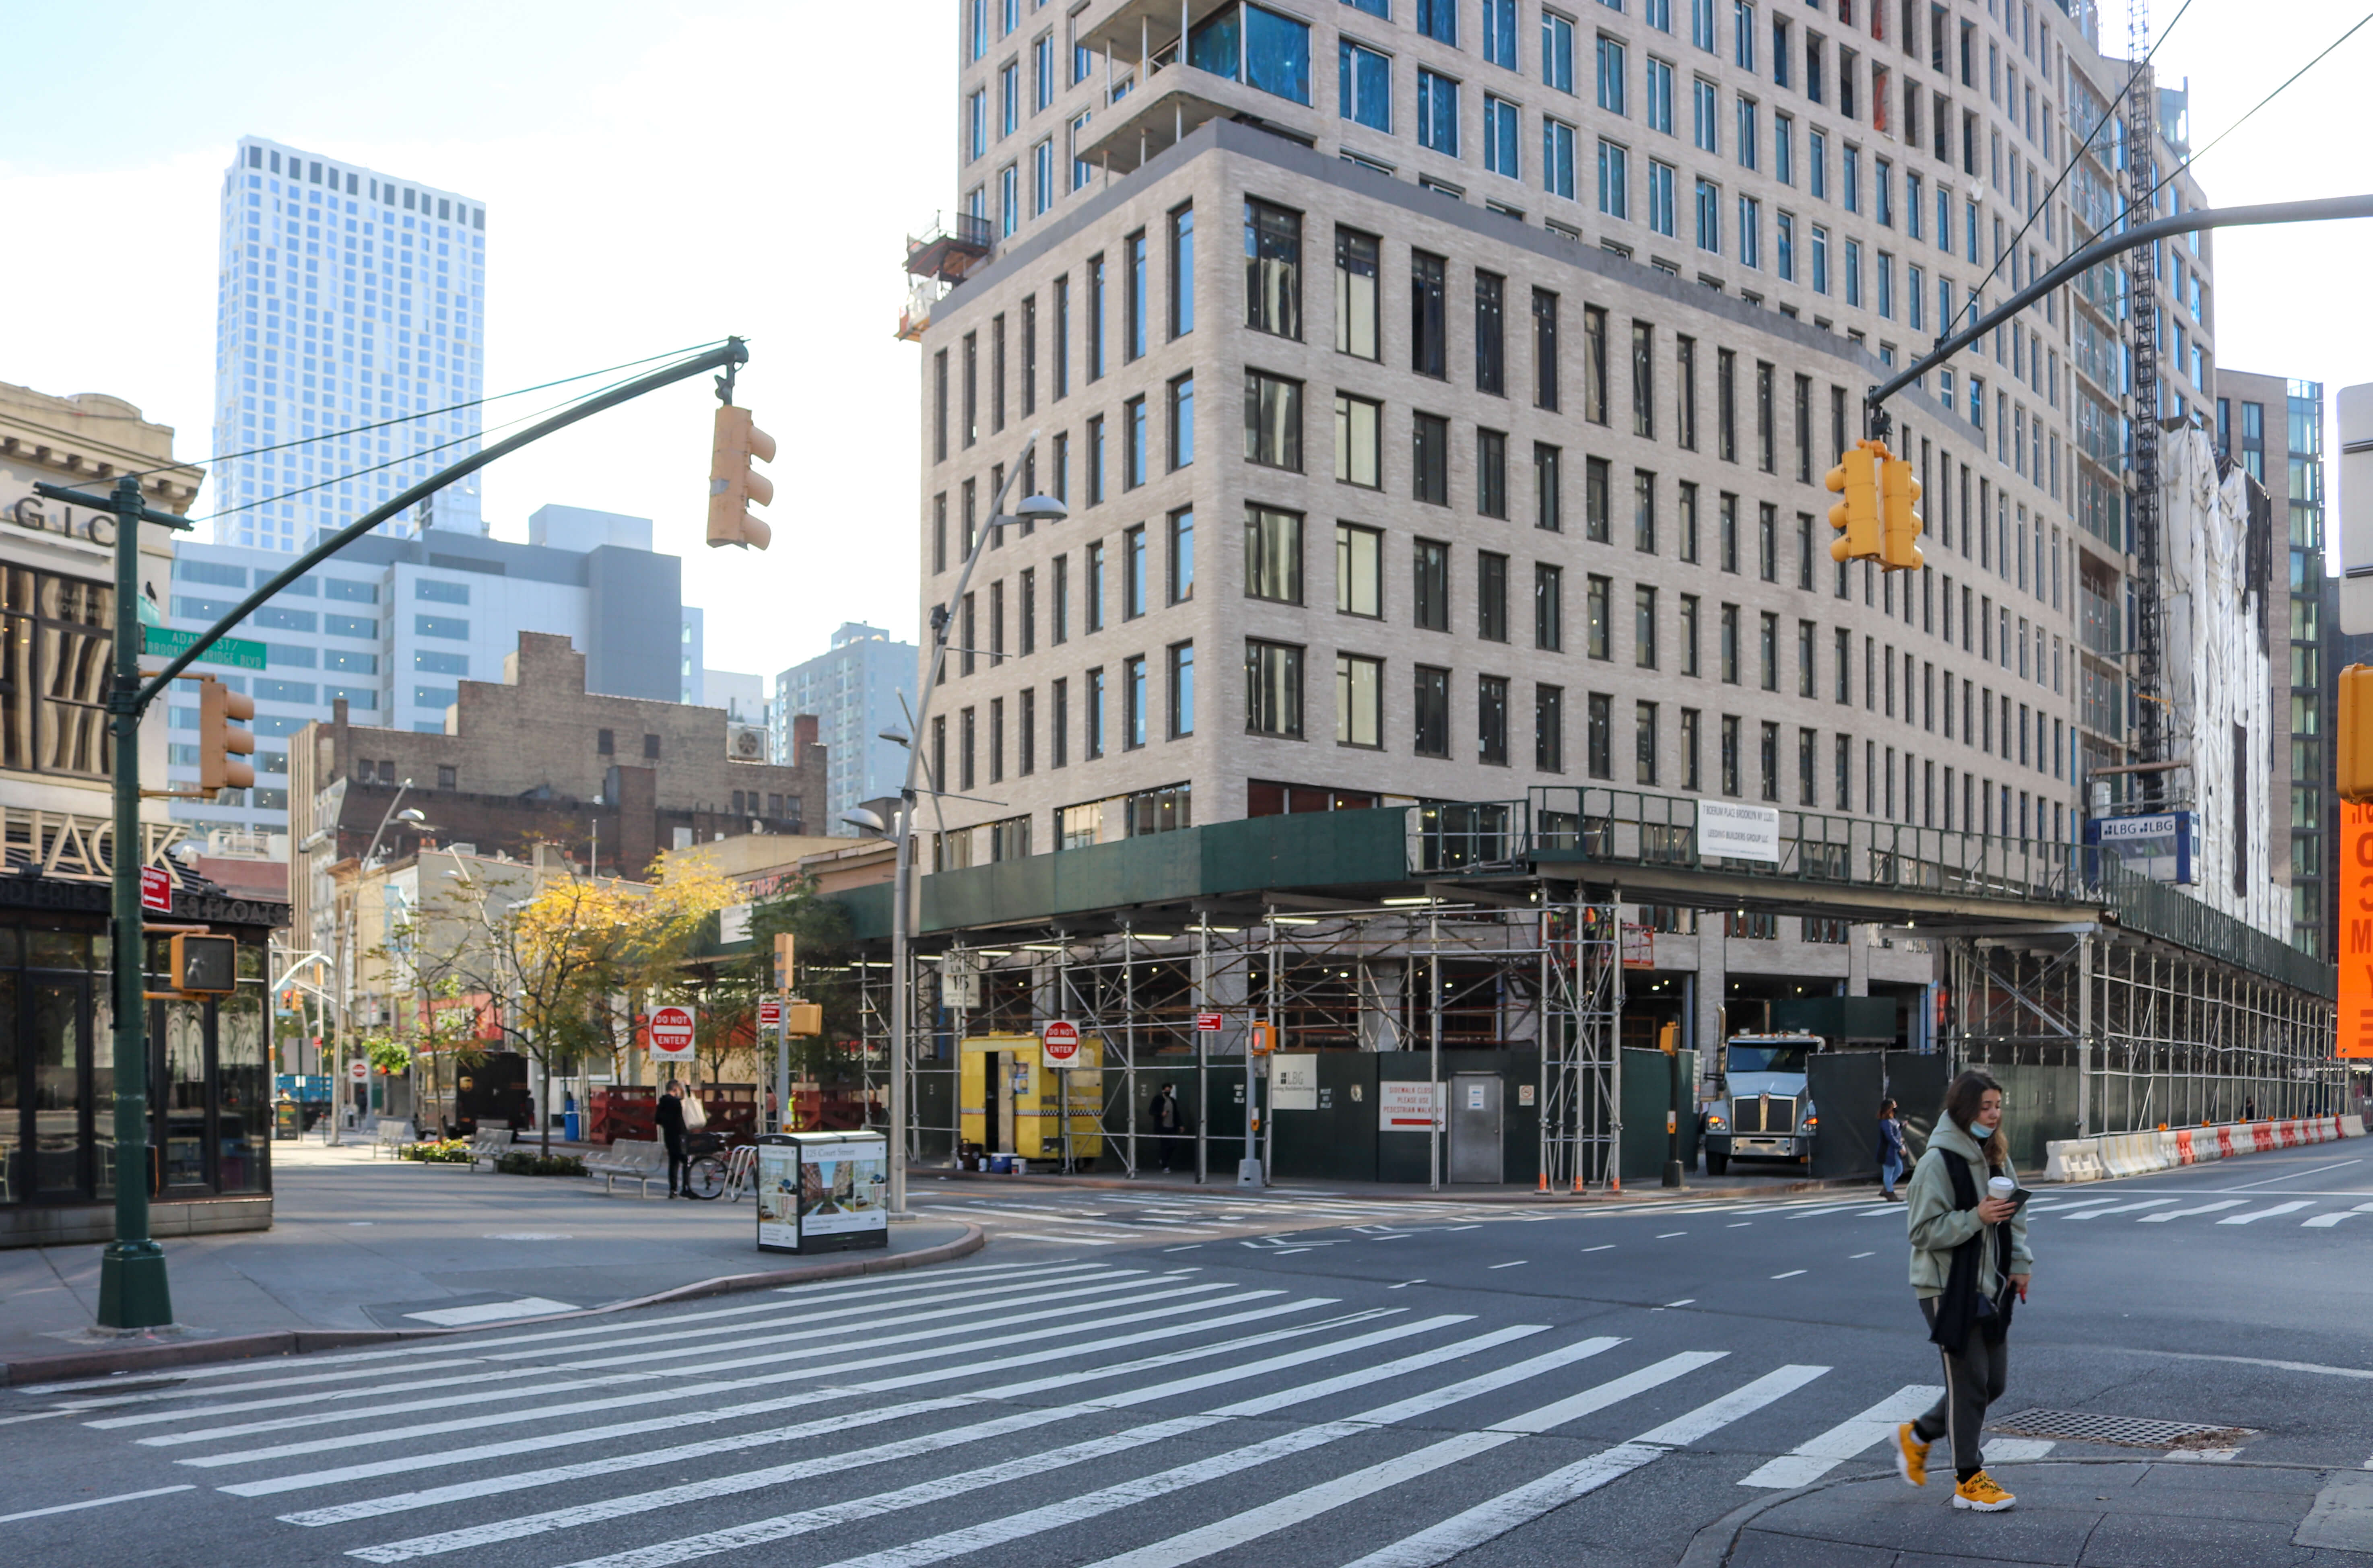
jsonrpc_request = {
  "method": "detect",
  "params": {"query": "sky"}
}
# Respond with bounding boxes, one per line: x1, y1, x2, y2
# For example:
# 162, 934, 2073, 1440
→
0, 0, 2367, 688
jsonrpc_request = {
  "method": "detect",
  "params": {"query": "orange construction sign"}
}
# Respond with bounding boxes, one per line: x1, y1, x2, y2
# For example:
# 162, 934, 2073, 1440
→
2342, 802, 2373, 1059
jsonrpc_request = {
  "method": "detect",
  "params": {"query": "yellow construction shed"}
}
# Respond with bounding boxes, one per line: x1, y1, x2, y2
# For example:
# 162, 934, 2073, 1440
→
959, 1032, 1105, 1162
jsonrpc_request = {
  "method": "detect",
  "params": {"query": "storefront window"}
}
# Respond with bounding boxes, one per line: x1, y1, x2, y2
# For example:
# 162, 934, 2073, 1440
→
217, 989, 268, 1194
165, 1001, 209, 1189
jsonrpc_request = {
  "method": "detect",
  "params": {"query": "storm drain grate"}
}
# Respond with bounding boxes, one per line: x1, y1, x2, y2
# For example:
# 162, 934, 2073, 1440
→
1987, 1408, 2257, 1450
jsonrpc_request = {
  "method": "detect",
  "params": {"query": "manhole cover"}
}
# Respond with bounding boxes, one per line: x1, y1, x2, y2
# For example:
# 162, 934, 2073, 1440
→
1988, 1408, 2256, 1450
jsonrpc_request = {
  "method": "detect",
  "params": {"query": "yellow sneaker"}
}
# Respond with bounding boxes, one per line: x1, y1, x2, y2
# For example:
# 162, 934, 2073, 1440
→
1894, 1422, 1929, 1488
1952, 1470, 2016, 1512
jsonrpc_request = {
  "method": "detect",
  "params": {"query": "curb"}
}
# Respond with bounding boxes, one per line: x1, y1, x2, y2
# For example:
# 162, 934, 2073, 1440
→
0, 1222, 985, 1389
924, 1168, 1871, 1203
1672, 1456, 2346, 1568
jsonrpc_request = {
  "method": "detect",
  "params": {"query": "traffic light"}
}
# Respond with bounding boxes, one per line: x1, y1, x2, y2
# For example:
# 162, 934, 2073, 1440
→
774, 931, 796, 991
1826, 438, 1882, 564
707, 404, 775, 550
2341, 664, 2373, 804
198, 675, 256, 794
1879, 449, 1924, 572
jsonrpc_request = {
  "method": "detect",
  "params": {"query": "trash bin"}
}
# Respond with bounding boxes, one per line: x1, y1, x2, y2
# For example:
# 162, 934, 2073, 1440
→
563, 1111, 581, 1142
756, 1131, 890, 1255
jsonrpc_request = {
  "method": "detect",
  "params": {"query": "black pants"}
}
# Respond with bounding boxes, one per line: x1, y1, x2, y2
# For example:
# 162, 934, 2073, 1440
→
665, 1136, 689, 1195
1915, 1297, 2008, 1479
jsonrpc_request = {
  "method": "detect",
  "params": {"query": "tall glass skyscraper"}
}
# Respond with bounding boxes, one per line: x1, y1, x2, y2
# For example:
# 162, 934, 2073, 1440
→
210, 137, 487, 550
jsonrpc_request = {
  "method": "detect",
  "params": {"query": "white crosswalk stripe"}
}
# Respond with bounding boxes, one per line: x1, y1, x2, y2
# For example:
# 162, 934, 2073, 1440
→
11, 1253, 2215, 1568
2215, 1200, 2316, 1225
1738, 1383, 1942, 1488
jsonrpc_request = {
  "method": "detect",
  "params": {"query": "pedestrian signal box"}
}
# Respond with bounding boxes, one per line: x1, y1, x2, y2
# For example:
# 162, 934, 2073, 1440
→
171, 934, 239, 995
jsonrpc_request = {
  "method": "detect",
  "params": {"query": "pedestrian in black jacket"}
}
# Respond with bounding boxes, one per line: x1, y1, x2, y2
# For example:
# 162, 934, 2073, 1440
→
656, 1080, 690, 1198
1149, 1084, 1184, 1172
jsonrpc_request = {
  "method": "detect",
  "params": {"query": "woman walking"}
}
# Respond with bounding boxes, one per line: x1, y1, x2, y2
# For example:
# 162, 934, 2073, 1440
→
1876, 1098, 1908, 1201
1894, 1069, 2033, 1513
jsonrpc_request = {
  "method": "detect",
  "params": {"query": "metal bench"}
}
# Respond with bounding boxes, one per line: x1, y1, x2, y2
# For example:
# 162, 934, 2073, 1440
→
583, 1138, 668, 1196
468, 1127, 517, 1172
371, 1119, 413, 1159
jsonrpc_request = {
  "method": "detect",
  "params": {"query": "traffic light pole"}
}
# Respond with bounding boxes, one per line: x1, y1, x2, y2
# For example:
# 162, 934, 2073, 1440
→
1864, 194, 2373, 433
36, 337, 750, 1331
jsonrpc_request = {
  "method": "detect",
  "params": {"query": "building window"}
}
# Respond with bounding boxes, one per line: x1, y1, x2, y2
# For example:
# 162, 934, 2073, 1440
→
1335, 393, 1382, 486
1681, 707, 1701, 789
1168, 508, 1195, 604
1341, 38, 1392, 130
1412, 412, 1450, 504
1336, 653, 1383, 746
1414, 538, 1451, 631
1411, 251, 1448, 376
1585, 690, 1613, 777
1244, 369, 1303, 469
1544, 9, 1575, 90
1479, 675, 1510, 765
1245, 505, 1305, 604
1532, 289, 1561, 410
1484, 94, 1521, 178
1086, 538, 1106, 630
1244, 199, 1303, 339
1634, 469, 1658, 552
1336, 228, 1381, 358
1535, 563, 1564, 650
1596, 34, 1627, 113
1123, 524, 1147, 618
1417, 69, 1460, 153
1719, 602, 1740, 682
1477, 549, 1509, 641
1245, 639, 1304, 737
1635, 584, 1658, 667
1546, 119, 1579, 200
1414, 665, 1450, 756
1720, 713, 1741, 795
1169, 204, 1195, 337
1593, 135, 1624, 213
1338, 523, 1383, 616
1477, 429, 1509, 519
1123, 395, 1148, 488
1535, 442, 1563, 531
1585, 455, 1610, 542
1537, 683, 1566, 771
1474, 270, 1506, 394
1586, 573, 1611, 659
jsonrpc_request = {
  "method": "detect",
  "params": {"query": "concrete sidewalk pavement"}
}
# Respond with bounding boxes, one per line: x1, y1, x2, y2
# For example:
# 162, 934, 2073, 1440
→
1684, 1458, 2373, 1566
0, 1138, 976, 1381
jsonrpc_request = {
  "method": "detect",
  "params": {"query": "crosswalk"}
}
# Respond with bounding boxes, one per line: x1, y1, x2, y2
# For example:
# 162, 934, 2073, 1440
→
913, 1181, 1562, 1249
10, 1257, 2113, 1566
1557, 1186, 2373, 1232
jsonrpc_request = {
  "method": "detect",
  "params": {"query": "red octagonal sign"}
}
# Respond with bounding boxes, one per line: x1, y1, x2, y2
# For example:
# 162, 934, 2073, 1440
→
1041, 1019, 1082, 1067
649, 1005, 698, 1060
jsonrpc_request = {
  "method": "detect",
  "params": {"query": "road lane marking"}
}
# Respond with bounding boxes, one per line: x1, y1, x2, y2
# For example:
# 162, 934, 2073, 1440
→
1343, 1364, 1830, 1567
2214, 1200, 2316, 1225
2064, 1199, 2180, 1219
0, 1484, 196, 1523
1770, 1270, 1806, 1280
2225, 1158, 2361, 1191
1583, 1245, 1616, 1252
2138, 1199, 2249, 1223
1487, 1261, 1528, 1269
2303, 1204, 2373, 1228
1740, 1384, 1941, 1488
1850, 1252, 1876, 1259
1656, 1232, 1686, 1238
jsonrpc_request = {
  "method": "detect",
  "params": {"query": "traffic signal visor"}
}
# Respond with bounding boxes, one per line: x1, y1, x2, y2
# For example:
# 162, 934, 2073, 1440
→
198, 676, 256, 794
1826, 439, 1881, 564
708, 404, 775, 550
2342, 664, 2373, 804
1880, 453, 1925, 572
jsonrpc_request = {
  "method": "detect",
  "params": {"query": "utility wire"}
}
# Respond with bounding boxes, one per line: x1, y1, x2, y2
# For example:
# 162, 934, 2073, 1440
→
191, 347, 728, 526
132, 337, 733, 481
2139, 8, 2373, 211
1943, 0, 2195, 341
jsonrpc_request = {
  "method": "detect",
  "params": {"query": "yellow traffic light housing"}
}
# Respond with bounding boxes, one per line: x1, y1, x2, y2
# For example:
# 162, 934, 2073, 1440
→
1880, 451, 1924, 572
707, 404, 775, 550
1658, 1020, 1680, 1056
169, 933, 239, 996
1826, 439, 1882, 564
2341, 664, 2373, 805
198, 675, 256, 795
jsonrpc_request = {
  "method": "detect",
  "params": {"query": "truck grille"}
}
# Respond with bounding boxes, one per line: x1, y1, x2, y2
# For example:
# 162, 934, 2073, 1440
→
1731, 1094, 1797, 1134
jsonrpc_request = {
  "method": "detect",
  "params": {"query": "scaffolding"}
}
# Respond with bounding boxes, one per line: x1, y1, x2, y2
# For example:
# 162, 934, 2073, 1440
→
1952, 930, 2338, 1135
844, 893, 1627, 1189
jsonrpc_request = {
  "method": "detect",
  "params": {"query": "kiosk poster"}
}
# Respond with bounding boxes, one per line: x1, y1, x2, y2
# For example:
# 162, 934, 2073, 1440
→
755, 1142, 801, 1250
800, 1140, 888, 1236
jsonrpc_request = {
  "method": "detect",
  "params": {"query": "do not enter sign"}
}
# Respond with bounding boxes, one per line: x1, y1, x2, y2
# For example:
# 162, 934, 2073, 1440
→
649, 1005, 698, 1061
1041, 1019, 1082, 1068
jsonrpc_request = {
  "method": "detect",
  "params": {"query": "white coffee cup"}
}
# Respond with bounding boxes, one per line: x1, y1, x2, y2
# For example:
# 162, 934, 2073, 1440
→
1988, 1176, 2016, 1201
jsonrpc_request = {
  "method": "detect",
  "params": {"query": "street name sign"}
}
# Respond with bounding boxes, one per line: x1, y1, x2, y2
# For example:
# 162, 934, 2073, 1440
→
142, 624, 267, 670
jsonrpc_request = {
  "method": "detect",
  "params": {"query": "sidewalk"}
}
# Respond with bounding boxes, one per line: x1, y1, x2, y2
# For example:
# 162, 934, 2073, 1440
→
921, 1164, 1868, 1203
0, 1138, 976, 1381
1681, 1459, 2373, 1566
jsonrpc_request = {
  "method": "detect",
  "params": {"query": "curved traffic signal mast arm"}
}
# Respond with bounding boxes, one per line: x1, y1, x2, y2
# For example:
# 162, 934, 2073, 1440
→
1865, 194, 2373, 434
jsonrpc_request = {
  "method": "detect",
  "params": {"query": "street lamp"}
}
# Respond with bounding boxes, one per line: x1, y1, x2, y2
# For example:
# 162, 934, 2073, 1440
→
883, 437, 1064, 1214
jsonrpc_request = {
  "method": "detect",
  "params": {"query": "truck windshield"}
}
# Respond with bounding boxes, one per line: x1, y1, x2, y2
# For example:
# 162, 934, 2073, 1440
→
1727, 1043, 1810, 1075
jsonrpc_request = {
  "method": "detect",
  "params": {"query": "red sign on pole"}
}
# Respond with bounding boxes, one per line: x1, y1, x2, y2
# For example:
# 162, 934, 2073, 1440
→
759, 1001, 783, 1028
140, 866, 173, 914
1041, 1019, 1082, 1067
1194, 1012, 1224, 1033
349, 1058, 368, 1082
648, 1005, 698, 1061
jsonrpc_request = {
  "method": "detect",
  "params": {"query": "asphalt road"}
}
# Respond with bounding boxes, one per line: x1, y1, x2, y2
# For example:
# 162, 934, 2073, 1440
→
7, 1144, 2373, 1568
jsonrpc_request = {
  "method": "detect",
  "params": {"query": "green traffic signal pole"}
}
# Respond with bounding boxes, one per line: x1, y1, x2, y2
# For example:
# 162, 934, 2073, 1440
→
37, 337, 747, 1330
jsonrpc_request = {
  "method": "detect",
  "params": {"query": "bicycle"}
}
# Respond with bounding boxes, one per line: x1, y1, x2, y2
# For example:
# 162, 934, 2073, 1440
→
681, 1137, 758, 1201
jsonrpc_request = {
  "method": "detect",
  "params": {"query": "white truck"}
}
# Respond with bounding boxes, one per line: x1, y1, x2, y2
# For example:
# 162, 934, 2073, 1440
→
1699, 1032, 1823, 1177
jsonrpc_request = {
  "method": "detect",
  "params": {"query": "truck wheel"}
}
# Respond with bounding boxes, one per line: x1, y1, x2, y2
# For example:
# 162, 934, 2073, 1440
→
1706, 1153, 1728, 1177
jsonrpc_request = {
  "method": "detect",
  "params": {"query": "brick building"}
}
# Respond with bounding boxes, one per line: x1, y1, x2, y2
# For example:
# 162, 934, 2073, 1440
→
289, 632, 828, 952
